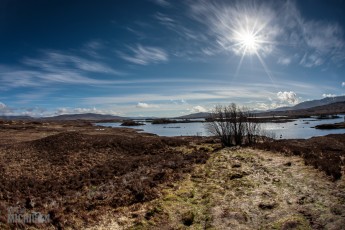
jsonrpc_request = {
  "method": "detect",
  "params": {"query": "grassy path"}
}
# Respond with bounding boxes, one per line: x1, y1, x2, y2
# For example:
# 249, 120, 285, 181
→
122, 147, 345, 229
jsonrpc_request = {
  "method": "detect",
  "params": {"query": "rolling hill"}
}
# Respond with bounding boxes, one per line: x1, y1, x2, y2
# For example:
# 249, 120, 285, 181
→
274, 96, 345, 111
43, 113, 125, 121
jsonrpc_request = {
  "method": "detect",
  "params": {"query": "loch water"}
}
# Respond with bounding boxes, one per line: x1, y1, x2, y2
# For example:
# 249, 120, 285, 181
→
96, 115, 345, 139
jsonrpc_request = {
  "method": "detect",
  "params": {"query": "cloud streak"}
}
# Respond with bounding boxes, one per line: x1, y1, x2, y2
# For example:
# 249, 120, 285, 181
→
0, 50, 126, 89
23, 51, 120, 74
120, 44, 168, 65
151, 0, 171, 8
136, 102, 159, 108
187, 0, 345, 66
280, 1, 345, 67
189, 1, 279, 57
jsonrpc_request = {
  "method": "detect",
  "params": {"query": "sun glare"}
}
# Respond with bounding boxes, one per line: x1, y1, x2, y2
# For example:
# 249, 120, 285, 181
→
228, 12, 276, 84
239, 31, 259, 54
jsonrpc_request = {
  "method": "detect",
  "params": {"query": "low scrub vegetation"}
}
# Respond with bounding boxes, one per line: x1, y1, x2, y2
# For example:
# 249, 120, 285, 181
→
255, 134, 345, 180
0, 131, 211, 229
206, 103, 261, 146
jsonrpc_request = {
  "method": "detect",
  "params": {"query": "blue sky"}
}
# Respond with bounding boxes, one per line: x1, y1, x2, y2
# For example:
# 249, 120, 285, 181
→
0, 0, 345, 117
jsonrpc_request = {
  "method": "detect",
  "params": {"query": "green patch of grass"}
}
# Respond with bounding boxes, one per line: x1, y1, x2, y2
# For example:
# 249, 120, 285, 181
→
265, 215, 312, 230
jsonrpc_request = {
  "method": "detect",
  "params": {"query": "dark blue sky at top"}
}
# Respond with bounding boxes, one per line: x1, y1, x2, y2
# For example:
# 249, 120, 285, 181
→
0, 0, 345, 117
1, 1, 153, 60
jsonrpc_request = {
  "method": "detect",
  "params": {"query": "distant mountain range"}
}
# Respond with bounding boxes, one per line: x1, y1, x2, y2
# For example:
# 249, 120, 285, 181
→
1, 96, 345, 121
0, 113, 125, 121
259, 101, 345, 117
175, 112, 211, 119
42, 113, 125, 121
272, 95, 345, 111
0, 115, 33, 120
176, 96, 345, 119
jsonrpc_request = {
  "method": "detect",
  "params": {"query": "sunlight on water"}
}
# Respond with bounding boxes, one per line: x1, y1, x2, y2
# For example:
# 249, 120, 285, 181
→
97, 115, 345, 139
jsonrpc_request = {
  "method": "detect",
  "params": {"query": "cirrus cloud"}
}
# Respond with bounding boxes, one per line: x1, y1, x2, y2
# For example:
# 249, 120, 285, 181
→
120, 44, 168, 65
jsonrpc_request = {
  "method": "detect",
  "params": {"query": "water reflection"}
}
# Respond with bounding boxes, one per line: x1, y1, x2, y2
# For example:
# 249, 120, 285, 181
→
96, 115, 345, 139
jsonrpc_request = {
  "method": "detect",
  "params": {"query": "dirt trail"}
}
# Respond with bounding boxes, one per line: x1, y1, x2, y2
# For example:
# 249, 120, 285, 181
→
122, 147, 345, 229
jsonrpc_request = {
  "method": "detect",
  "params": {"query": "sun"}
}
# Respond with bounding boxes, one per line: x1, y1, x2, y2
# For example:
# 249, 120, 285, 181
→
239, 31, 259, 54
233, 28, 262, 56
229, 14, 276, 83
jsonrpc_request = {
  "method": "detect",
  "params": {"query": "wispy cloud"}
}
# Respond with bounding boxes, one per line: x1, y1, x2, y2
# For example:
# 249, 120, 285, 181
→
170, 99, 188, 105
254, 102, 288, 111
54, 107, 123, 116
23, 51, 120, 74
136, 102, 159, 109
153, 11, 212, 60
150, 0, 171, 8
0, 102, 6, 110
120, 44, 168, 65
154, 12, 176, 29
0, 68, 113, 89
187, 0, 345, 67
81, 40, 105, 58
189, 1, 279, 57
342, 82, 345, 87
277, 57, 292, 66
322, 93, 337, 98
280, 1, 345, 67
0, 50, 125, 89
277, 91, 299, 105
0, 102, 16, 115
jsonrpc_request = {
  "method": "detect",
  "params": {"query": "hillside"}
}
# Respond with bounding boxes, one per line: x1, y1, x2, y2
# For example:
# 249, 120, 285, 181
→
175, 100, 345, 120
43, 113, 125, 121
175, 112, 211, 119
259, 101, 345, 117
274, 95, 345, 111
0, 115, 33, 120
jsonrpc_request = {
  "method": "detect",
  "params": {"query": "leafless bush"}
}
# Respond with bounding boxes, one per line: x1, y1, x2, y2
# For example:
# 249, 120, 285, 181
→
206, 103, 262, 146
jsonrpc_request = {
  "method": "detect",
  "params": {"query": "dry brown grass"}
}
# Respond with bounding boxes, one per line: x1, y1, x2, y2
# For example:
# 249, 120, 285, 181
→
0, 121, 212, 229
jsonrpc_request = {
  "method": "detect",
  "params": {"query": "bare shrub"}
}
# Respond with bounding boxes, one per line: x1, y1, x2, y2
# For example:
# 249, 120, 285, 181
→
206, 103, 261, 146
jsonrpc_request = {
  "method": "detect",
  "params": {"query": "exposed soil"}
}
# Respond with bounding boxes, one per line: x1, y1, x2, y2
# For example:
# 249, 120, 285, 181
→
0, 121, 216, 229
